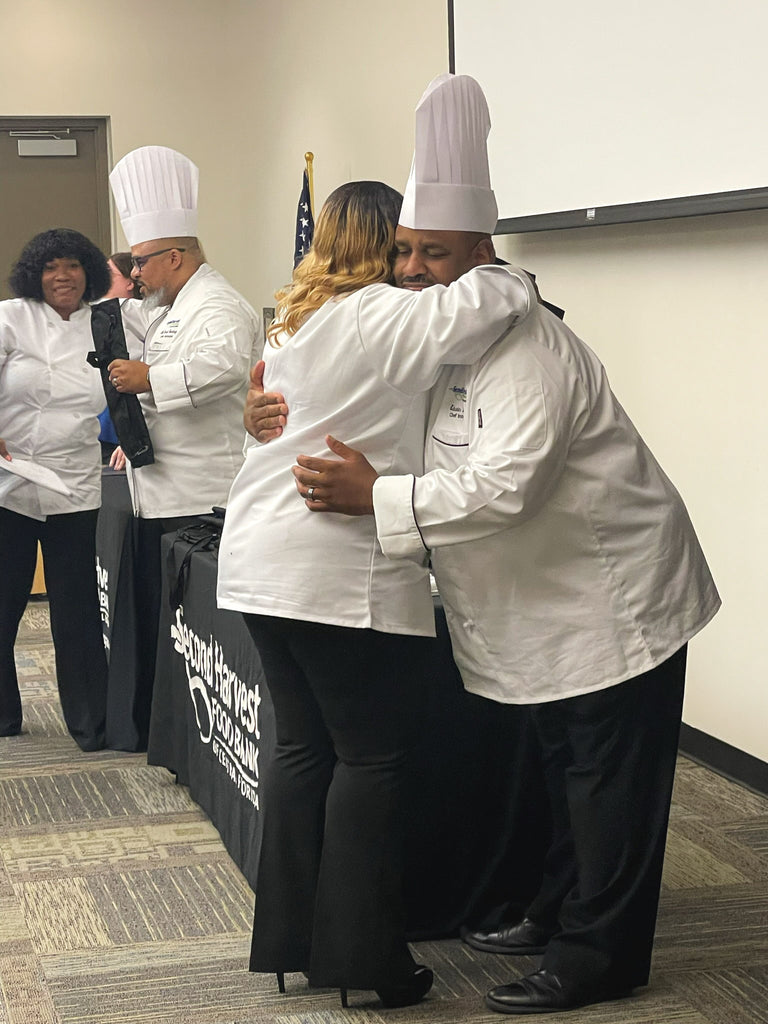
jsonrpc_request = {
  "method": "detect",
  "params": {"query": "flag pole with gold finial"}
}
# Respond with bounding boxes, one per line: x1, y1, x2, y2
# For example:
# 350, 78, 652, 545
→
305, 152, 315, 217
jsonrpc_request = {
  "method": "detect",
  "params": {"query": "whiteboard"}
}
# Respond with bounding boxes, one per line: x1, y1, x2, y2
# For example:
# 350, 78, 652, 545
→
451, 1, 768, 229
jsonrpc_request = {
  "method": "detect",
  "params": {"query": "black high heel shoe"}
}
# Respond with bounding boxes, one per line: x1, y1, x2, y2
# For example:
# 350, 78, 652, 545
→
375, 965, 434, 1009
276, 972, 285, 993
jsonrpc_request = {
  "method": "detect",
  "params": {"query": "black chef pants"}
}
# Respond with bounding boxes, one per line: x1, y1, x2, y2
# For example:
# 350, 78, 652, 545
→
243, 613, 431, 991
0, 506, 107, 750
529, 646, 687, 998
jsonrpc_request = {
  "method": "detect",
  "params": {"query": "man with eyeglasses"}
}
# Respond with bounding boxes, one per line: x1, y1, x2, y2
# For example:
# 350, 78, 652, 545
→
106, 145, 261, 749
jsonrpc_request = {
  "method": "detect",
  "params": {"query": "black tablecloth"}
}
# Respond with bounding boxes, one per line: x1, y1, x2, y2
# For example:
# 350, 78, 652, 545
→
148, 531, 550, 938
95, 468, 145, 751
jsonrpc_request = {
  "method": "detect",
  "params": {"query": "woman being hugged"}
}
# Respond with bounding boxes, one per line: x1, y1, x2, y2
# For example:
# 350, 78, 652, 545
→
217, 181, 534, 1007
0, 228, 111, 750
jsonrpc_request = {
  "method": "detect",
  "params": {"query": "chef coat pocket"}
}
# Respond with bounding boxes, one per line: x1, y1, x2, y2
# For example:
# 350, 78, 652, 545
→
431, 428, 468, 448
488, 379, 547, 452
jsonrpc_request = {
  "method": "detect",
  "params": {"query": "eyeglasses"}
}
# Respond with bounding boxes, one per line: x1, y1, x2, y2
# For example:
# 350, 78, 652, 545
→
130, 247, 185, 272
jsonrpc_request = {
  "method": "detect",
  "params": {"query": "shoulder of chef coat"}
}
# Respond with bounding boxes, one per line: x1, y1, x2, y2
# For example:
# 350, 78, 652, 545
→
350, 265, 537, 396
147, 264, 259, 412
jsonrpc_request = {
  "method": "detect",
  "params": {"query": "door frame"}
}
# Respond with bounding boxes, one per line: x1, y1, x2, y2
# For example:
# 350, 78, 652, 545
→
0, 115, 112, 254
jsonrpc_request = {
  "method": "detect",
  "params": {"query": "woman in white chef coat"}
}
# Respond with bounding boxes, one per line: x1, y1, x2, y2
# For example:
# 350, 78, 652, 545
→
0, 228, 111, 750
217, 181, 535, 1008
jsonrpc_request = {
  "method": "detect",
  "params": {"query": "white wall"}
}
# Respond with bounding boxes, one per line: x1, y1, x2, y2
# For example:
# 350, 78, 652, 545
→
0, 0, 763, 762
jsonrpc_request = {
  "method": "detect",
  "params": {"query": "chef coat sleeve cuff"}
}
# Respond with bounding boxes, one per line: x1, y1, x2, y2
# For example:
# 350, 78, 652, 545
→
373, 474, 429, 564
146, 361, 192, 412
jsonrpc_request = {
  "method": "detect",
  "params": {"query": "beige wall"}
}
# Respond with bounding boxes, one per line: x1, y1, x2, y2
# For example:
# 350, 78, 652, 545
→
1, 0, 763, 761
497, 214, 768, 762
0, 0, 447, 306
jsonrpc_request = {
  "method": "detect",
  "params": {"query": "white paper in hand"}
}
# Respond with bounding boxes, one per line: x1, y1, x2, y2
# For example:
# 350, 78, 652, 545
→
0, 458, 73, 496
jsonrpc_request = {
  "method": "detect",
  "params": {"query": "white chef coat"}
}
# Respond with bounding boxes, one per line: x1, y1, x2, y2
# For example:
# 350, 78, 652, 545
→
119, 264, 261, 517
0, 299, 103, 520
373, 294, 721, 701
217, 265, 536, 636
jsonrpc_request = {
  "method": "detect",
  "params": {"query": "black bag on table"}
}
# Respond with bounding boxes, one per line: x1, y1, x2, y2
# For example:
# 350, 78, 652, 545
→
168, 508, 226, 612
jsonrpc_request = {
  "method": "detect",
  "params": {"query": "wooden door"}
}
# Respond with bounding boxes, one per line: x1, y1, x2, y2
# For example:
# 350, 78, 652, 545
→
0, 117, 111, 298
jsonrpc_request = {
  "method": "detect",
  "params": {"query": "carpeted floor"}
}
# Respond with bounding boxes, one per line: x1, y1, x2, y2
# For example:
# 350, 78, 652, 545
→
1, 600, 767, 1023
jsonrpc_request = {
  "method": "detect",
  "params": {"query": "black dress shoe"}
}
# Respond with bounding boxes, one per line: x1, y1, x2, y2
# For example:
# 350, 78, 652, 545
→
463, 918, 554, 955
485, 969, 630, 1015
76, 735, 106, 752
375, 965, 433, 1008
485, 970, 571, 1014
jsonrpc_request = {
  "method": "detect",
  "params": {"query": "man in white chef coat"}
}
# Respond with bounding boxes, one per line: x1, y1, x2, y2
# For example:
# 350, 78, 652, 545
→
250, 74, 721, 1015
106, 146, 261, 748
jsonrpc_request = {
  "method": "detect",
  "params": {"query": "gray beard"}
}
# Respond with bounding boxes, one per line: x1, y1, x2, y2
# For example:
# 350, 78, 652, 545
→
142, 286, 169, 311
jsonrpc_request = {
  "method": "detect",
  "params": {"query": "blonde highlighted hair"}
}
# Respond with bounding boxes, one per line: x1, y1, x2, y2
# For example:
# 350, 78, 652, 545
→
268, 180, 402, 344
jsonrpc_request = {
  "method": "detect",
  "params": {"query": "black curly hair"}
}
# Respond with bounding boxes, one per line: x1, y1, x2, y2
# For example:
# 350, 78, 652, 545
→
8, 228, 111, 303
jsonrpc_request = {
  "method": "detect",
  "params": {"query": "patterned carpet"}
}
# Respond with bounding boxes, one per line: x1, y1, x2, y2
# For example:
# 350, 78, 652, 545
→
1, 601, 767, 1023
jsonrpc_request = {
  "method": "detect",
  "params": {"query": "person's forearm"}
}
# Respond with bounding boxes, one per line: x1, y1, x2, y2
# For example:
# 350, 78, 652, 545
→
357, 265, 536, 393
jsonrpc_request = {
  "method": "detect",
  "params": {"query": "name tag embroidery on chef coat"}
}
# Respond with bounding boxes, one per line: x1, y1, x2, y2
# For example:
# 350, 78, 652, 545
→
432, 380, 469, 449
148, 317, 181, 353
447, 385, 466, 422
157, 318, 181, 341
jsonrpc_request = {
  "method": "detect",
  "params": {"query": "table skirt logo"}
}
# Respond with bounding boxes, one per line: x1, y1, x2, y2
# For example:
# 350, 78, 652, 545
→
96, 556, 110, 650
170, 606, 262, 808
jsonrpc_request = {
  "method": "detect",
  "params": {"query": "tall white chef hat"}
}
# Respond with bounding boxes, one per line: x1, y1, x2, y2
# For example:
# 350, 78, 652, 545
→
109, 145, 199, 246
399, 73, 498, 234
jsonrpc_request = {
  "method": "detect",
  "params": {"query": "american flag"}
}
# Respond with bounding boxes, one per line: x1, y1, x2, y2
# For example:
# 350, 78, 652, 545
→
293, 169, 314, 268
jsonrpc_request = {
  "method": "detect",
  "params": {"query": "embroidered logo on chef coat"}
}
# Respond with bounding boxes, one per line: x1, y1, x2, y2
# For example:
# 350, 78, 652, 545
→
432, 377, 469, 454
448, 385, 466, 422
157, 318, 181, 341
147, 316, 181, 353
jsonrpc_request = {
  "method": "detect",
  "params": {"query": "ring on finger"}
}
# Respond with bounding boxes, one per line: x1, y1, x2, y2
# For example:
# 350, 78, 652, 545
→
307, 486, 316, 500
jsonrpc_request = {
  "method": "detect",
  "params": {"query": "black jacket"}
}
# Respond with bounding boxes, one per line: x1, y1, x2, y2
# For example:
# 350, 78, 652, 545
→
88, 299, 155, 468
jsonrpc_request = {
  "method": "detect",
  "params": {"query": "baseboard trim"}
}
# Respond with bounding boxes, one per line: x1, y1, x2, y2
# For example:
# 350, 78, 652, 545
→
679, 723, 768, 797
